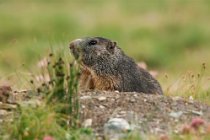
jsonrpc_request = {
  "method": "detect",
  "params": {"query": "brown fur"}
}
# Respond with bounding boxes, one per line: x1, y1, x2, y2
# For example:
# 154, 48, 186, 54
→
79, 67, 120, 91
79, 67, 94, 90
91, 74, 120, 91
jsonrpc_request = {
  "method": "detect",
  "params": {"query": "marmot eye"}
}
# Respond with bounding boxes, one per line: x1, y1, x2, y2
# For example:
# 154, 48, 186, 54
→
88, 40, 97, 46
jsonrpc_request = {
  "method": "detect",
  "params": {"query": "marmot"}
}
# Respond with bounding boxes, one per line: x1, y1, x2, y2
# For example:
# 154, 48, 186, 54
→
69, 37, 163, 94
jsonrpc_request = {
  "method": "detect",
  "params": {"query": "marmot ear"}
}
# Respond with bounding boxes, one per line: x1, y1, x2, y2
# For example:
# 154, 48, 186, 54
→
112, 41, 117, 48
107, 41, 117, 53
108, 41, 117, 50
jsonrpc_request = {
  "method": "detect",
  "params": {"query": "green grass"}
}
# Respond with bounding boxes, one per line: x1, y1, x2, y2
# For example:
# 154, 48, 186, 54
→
0, 52, 87, 140
4, 104, 67, 140
0, 0, 210, 74
1, 104, 94, 140
1, 0, 210, 139
163, 63, 210, 104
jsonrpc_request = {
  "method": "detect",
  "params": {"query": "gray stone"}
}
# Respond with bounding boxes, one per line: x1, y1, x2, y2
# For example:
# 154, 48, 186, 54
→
104, 118, 131, 140
104, 118, 131, 133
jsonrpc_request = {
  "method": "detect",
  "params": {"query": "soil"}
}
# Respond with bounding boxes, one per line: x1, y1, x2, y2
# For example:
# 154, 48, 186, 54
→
1, 88, 210, 135
79, 91, 210, 135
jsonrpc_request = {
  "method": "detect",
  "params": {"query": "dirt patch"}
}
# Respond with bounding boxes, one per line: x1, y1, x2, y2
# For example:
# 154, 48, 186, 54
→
1, 89, 210, 136
79, 91, 210, 135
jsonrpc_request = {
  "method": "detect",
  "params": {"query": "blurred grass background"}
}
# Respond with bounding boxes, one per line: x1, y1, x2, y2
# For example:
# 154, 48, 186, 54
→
1, 1, 210, 139
0, 0, 210, 85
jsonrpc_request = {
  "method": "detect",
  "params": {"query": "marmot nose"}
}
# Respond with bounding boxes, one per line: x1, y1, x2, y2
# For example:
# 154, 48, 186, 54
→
69, 43, 75, 50
69, 39, 82, 50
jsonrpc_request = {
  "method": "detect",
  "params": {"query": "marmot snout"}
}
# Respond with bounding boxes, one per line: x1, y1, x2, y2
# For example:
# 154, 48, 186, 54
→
69, 37, 163, 94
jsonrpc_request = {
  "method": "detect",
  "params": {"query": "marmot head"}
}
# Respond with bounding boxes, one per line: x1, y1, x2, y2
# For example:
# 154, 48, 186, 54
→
69, 37, 122, 68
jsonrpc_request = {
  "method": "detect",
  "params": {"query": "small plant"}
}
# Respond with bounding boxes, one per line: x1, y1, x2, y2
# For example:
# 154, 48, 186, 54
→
165, 63, 210, 103
1, 49, 86, 140
171, 117, 210, 140
3, 104, 67, 140
35, 50, 81, 128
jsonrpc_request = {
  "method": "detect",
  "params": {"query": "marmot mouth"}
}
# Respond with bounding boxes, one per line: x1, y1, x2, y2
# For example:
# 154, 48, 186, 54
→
69, 38, 83, 59
70, 48, 81, 60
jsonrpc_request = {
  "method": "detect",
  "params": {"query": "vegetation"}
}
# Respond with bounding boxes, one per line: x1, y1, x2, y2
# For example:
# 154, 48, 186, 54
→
0, 0, 210, 74
0, 53, 92, 140
0, 0, 210, 139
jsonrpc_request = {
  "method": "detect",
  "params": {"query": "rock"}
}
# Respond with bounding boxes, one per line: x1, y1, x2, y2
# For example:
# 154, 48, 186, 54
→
130, 98, 136, 103
82, 119, 92, 128
80, 96, 91, 100
169, 111, 183, 118
104, 118, 131, 133
172, 96, 182, 101
0, 110, 7, 116
81, 105, 86, 109
191, 110, 203, 116
104, 118, 131, 140
189, 96, 194, 103
97, 96, 107, 101
99, 105, 105, 109
0, 103, 17, 110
